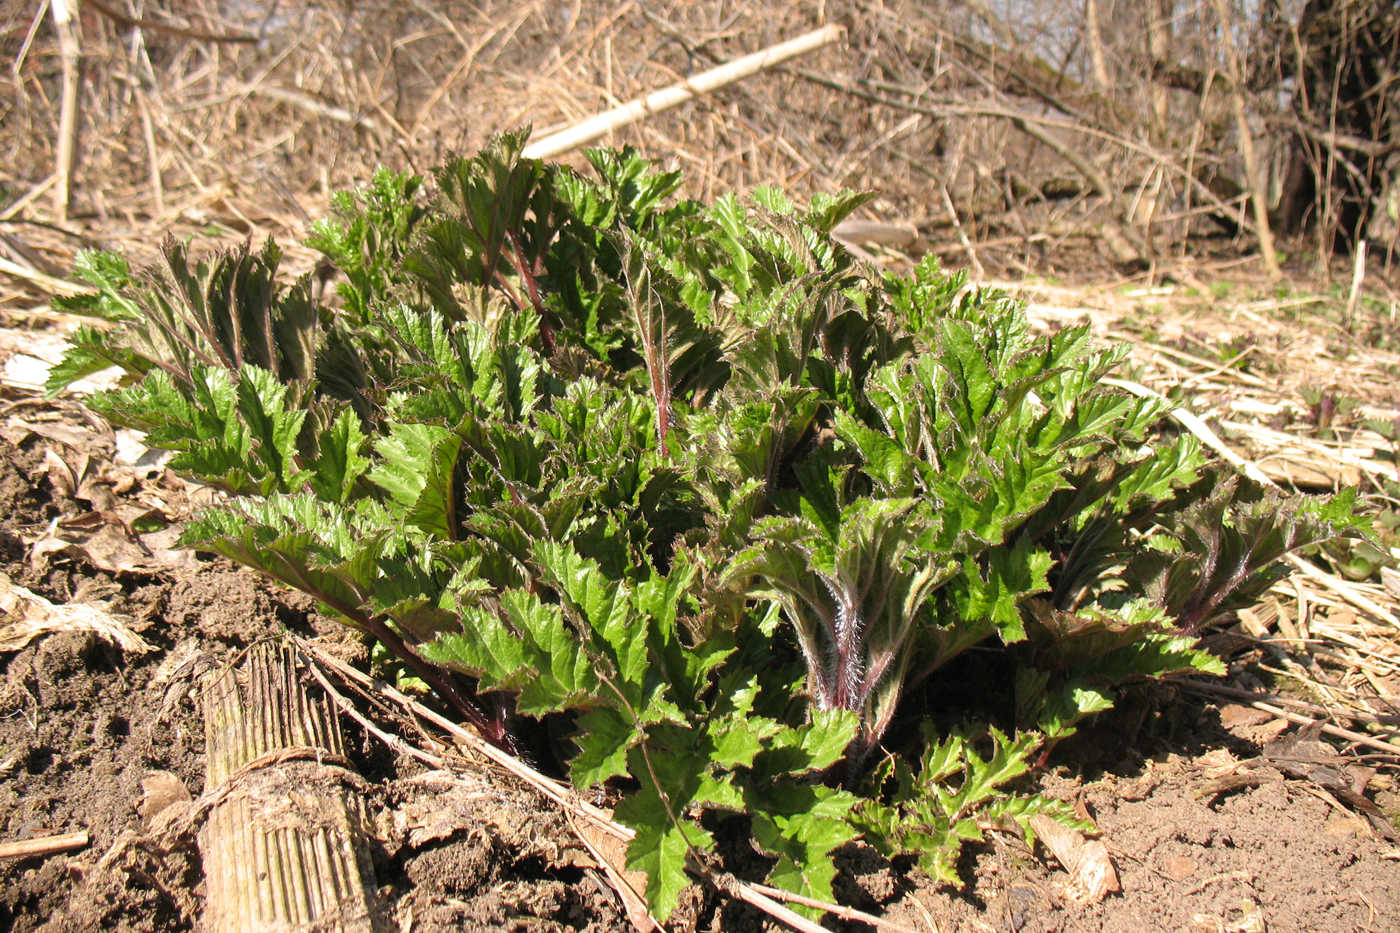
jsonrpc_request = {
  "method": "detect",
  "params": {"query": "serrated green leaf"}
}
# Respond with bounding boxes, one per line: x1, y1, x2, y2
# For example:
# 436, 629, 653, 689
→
619, 800, 710, 922
750, 782, 859, 911
569, 707, 637, 787
615, 740, 718, 921
309, 407, 369, 504
236, 366, 308, 489
763, 709, 858, 774
367, 422, 463, 538
706, 676, 782, 769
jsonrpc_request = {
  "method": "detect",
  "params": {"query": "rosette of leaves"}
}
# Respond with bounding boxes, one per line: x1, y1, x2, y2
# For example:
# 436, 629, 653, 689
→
50, 131, 1370, 920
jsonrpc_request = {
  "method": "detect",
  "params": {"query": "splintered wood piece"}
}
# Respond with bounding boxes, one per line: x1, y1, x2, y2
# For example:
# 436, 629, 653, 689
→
198, 640, 377, 932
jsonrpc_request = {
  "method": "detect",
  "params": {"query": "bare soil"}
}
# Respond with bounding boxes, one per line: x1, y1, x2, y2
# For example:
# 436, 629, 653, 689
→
0, 409, 627, 932
0, 367, 1394, 932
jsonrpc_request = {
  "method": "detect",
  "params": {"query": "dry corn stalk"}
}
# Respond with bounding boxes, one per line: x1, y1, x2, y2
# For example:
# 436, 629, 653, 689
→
198, 640, 378, 932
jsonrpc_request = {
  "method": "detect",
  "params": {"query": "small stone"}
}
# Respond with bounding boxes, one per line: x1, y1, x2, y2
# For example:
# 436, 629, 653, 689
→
1164, 853, 1199, 881
1323, 812, 1368, 838
1225, 898, 1266, 933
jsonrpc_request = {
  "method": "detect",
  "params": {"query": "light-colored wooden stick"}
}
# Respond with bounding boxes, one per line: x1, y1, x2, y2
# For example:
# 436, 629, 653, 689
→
252, 85, 383, 135
832, 219, 919, 248
51, 0, 81, 222
0, 831, 89, 860
1284, 553, 1397, 628
522, 25, 843, 160
745, 881, 921, 933
303, 638, 633, 843
939, 182, 984, 277
1345, 239, 1367, 328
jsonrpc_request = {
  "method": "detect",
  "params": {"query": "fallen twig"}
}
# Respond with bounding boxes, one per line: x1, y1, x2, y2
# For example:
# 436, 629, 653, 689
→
1210, 0, 1279, 278
252, 85, 383, 135
744, 881, 921, 933
833, 219, 920, 248
523, 25, 843, 159
1177, 679, 1400, 757
0, 831, 89, 860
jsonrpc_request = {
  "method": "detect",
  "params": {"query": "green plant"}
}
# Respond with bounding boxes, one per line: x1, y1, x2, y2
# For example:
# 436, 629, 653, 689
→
1301, 386, 1361, 434
50, 130, 1370, 921
1325, 415, 1400, 580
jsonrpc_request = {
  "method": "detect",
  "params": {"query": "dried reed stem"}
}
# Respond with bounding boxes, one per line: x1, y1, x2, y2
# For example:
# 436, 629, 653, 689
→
522, 24, 843, 159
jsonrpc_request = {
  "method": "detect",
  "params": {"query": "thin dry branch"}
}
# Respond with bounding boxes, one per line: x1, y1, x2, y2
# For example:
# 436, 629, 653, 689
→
50, 0, 80, 222
0, 831, 89, 860
1210, 0, 1279, 278
84, 0, 260, 44
523, 25, 843, 159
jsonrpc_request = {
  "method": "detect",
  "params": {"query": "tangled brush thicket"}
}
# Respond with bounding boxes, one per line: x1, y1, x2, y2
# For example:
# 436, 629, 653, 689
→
3, 1, 1394, 284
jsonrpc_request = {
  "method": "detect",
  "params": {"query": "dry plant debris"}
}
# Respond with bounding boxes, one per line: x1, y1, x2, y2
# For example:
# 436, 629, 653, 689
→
0, 570, 152, 654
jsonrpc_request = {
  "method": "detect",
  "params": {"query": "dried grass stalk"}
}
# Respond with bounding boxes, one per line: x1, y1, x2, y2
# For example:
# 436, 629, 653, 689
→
0, 831, 89, 861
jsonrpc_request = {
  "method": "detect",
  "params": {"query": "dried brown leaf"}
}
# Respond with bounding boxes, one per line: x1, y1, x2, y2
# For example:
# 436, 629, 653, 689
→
138, 770, 192, 834
1029, 814, 1120, 905
0, 572, 154, 654
1164, 853, 1199, 881
1219, 703, 1272, 730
